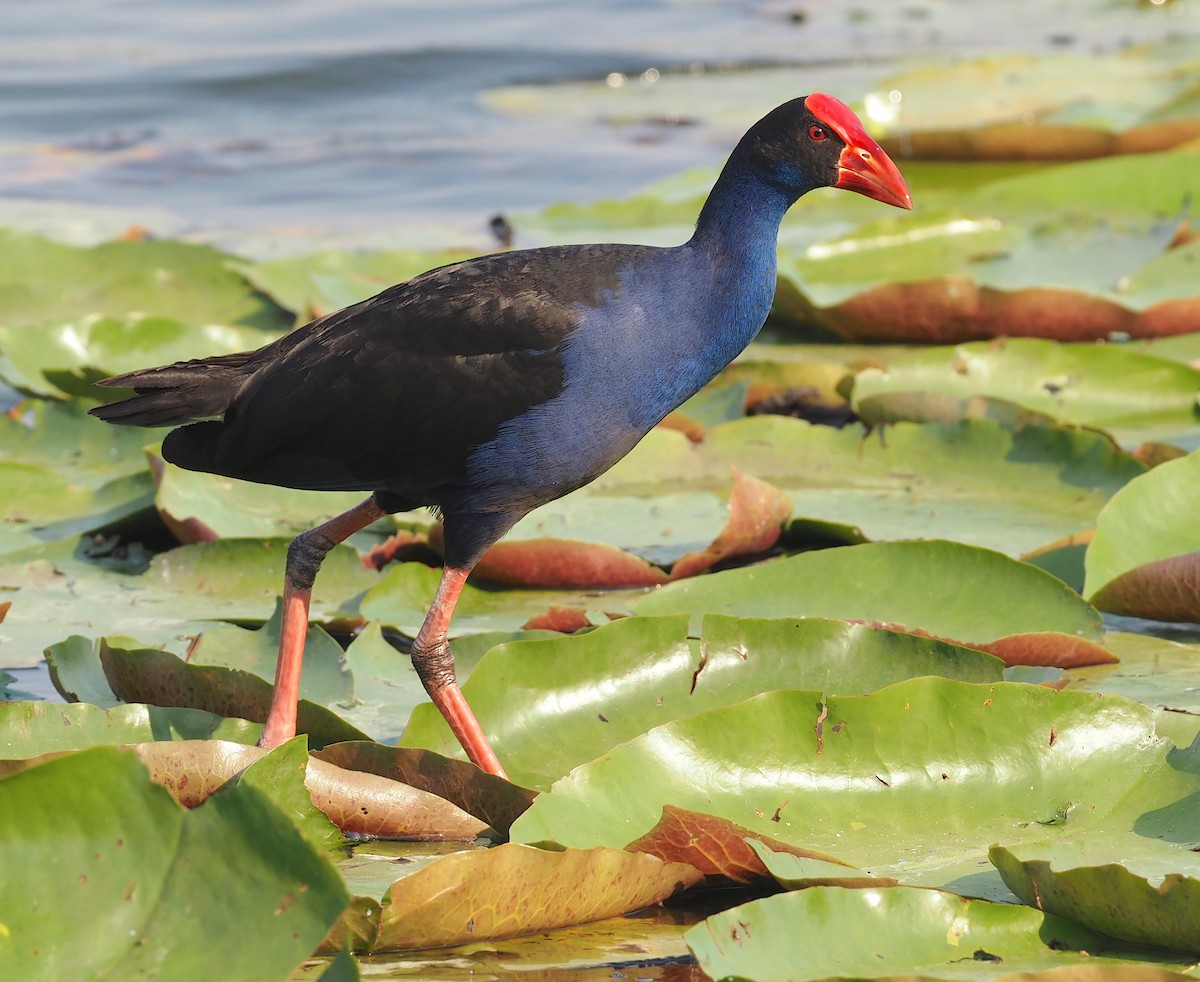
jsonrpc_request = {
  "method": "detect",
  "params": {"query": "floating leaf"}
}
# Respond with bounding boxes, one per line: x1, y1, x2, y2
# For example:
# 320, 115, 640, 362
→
0, 746, 347, 980
634, 540, 1103, 646
511, 680, 1184, 897
625, 804, 855, 885
992, 841, 1200, 953
1085, 450, 1200, 622
313, 741, 536, 836
97, 642, 368, 748
400, 613, 1002, 788
371, 843, 701, 951
684, 886, 1172, 982
851, 338, 1200, 437
0, 701, 260, 757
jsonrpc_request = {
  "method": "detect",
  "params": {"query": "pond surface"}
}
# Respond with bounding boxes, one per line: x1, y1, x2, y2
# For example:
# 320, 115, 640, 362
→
0, 0, 1186, 252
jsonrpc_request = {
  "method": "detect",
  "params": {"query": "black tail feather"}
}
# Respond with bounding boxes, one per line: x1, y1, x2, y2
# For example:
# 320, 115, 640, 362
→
90, 352, 255, 428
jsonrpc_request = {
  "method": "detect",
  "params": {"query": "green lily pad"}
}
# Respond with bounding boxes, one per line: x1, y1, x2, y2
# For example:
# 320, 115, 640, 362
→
151, 453, 380, 544
633, 539, 1103, 644
684, 885, 1185, 982
0, 535, 378, 669
851, 339, 1200, 435
991, 841, 1200, 953
0, 746, 348, 980
1084, 449, 1200, 622
1065, 632, 1200, 714
0, 314, 284, 400
0, 462, 153, 558
400, 613, 1002, 788
0, 700, 260, 757
602, 416, 1144, 557
228, 248, 475, 323
511, 679, 1187, 897
869, 42, 1200, 155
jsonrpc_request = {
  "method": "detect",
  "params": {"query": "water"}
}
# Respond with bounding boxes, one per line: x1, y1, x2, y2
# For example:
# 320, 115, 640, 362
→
1, 0, 1191, 254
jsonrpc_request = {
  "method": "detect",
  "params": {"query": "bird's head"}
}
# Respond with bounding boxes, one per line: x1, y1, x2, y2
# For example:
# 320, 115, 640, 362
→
746, 93, 912, 210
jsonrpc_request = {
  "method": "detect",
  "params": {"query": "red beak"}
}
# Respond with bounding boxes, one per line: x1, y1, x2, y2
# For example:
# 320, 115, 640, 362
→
835, 143, 912, 210
805, 92, 912, 211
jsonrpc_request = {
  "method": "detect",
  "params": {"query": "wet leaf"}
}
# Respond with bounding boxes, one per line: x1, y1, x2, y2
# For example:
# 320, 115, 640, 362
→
0, 229, 288, 329
0, 700, 260, 757
371, 843, 701, 951
312, 741, 537, 835
228, 248, 474, 323
511, 680, 1186, 897
0, 314, 283, 400
684, 885, 1178, 982
1085, 450, 1200, 622
748, 840, 897, 889
128, 738, 486, 840
851, 338, 1200, 436
992, 841, 1200, 953
400, 613, 1003, 788
97, 642, 369, 749
634, 540, 1103, 646
0, 746, 347, 980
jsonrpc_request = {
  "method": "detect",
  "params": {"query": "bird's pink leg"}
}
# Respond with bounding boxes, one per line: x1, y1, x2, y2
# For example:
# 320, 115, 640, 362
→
412, 565, 507, 778
260, 496, 387, 749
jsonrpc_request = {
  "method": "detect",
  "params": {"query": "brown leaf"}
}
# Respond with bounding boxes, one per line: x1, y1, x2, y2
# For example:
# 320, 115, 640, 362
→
428, 520, 668, 588
1021, 529, 1095, 561
1131, 442, 1190, 469
859, 621, 1116, 669
313, 741, 537, 835
363, 529, 433, 571
0, 600, 9, 624
522, 605, 595, 632
98, 642, 367, 748
372, 843, 702, 951
879, 119, 1200, 161
822, 279, 1200, 344
657, 409, 707, 442
625, 804, 851, 884
130, 740, 486, 838
1091, 551, 1200, 623
669, 468, 792, 580
980, 632, 1118, 669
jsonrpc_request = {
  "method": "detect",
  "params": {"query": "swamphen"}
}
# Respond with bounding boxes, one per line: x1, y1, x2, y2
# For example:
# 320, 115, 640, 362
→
92, 94, 911, 778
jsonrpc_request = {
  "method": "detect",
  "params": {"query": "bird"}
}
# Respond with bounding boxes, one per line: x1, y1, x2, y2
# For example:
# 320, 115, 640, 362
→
91, 93, 911, 779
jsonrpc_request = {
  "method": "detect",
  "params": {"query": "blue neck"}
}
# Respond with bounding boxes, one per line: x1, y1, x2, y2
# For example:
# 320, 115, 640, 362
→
672, 158, 802, 376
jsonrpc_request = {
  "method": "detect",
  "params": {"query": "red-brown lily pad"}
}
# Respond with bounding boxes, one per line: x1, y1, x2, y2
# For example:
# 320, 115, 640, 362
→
312, 741, 537, 836
625, 804, 851, 885
129, 739, 487, 840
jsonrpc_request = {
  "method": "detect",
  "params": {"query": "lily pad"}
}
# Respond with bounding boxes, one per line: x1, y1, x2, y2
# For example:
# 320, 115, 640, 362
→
684, 885, 1181, 982
370, 843, 701, 951
869, 43, 1200, 159
633, 539, 1103, 646
0, 314, 284, 400
399, 613, 1003, 788
991, 840, 1200, 953
850, 339, 1200, 435
510, 679, 1187, 897
0, 746, 347, 980
228, 248, 475, 323
1084, 449, 1200, 622
151, 453, 379, 545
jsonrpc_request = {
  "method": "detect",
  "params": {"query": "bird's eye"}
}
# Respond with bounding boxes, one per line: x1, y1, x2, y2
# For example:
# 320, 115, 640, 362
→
808, 125, 826, 142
